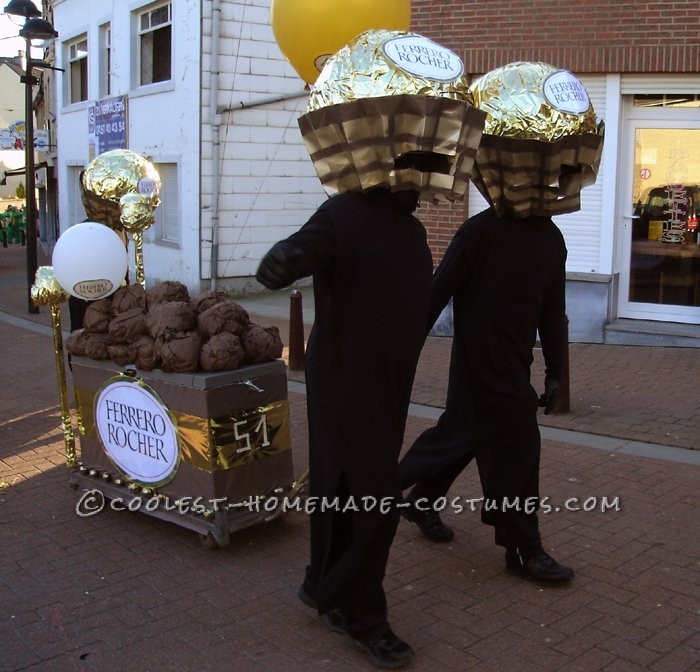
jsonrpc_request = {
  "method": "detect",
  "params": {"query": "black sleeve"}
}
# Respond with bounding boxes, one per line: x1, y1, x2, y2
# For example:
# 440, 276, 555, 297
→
427, 222, 471, 331
256, 209, 336, 289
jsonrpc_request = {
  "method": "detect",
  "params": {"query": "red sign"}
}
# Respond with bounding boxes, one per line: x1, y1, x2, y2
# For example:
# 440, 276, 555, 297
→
640, 168, 651, 180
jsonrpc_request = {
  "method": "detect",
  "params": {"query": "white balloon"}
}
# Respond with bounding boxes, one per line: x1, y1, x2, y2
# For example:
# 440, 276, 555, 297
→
52, 222, 128, 300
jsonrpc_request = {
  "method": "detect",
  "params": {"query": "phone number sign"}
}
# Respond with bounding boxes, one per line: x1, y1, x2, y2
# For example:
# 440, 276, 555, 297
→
88, 95, 128, 155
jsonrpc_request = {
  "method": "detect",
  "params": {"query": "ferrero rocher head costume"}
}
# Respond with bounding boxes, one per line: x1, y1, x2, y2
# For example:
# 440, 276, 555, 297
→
469, 61, 605, 217
298, 29, 487, 203
80, 149, 161, 236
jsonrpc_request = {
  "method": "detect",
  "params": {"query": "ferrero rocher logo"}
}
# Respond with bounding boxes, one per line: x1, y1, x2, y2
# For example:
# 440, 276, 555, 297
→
73, 279, 115, 300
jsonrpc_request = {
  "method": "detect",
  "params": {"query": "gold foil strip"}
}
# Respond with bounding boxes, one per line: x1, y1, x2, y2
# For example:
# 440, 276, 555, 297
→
299, 94, 485, 203
31, 266, 76, 467
74, 386, 290, 474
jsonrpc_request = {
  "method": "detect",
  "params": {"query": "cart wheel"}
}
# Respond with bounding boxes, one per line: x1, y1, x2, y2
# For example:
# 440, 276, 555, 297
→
198, 532, 217, 550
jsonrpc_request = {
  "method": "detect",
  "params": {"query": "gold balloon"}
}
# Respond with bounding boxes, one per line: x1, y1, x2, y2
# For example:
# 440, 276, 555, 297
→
271, 0, 411, 84
81, 149, 161, 233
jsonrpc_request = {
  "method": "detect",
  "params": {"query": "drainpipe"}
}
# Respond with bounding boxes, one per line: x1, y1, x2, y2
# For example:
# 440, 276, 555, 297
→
209, 0, 223, 290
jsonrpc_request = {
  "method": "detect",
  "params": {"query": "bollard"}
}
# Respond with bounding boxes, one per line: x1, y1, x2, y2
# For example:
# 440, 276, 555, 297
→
21, 230, 26, 246
288, 289, 306, 371
1, 229, 6, 248
549, 314, 571, 414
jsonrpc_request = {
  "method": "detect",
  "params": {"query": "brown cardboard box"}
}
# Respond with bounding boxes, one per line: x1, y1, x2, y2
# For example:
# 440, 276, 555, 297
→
69, 357, 295, 547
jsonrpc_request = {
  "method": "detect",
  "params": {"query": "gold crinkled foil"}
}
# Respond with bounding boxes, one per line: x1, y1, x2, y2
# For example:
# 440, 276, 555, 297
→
309, 29, 472, 111
31, 266, 69, 306
469, 61, 601, 142
300, 29, 486, 203
81, 149, 161, 232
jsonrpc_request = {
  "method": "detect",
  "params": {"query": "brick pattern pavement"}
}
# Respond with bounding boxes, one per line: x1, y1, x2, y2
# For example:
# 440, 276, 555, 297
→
1, 243, 699, 671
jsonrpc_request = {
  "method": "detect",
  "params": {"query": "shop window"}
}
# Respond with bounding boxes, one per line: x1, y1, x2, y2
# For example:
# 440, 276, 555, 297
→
67, 36, 88, 104
138, 2, 172, 86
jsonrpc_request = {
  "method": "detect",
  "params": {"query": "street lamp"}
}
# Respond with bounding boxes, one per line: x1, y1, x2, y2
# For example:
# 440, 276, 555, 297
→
4, 0, 57, 313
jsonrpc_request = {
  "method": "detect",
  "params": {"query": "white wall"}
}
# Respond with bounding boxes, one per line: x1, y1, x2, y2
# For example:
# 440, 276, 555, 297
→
52, 0, 202, 290
200, 0, 324, 288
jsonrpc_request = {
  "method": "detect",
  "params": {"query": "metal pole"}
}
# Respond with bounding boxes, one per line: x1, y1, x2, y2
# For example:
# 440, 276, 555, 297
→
288, 289, 305, 371
23, 36, 39, 314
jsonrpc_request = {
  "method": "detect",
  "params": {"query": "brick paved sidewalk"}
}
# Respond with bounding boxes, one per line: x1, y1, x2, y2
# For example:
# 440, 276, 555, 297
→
1, 243, 698, 671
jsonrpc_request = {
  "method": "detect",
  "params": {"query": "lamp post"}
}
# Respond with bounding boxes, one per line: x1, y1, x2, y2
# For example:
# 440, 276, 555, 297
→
4, 0, 57, 314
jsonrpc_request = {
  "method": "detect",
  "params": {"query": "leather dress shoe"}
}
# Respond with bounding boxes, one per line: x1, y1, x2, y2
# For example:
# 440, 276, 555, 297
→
401, 499, 454, 542
349, 628, 414, 669
506, 549, 574, 584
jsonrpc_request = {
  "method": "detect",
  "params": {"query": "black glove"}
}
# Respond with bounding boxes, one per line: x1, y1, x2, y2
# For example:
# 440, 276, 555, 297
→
256, 241, 304, 290
538, 375, 560, 415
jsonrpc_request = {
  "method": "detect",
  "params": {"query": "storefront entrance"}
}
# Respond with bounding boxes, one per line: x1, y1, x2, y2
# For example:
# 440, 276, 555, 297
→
619, 94, 700, 325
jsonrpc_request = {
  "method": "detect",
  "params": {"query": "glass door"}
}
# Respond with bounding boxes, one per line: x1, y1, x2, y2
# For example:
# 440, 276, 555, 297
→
619, 97, 700, 324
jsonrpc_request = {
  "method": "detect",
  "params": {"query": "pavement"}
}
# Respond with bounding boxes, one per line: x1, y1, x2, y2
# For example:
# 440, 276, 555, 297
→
1, 241, 699, 672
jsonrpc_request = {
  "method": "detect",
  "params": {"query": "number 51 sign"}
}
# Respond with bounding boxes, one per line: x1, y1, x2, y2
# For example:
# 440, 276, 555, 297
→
211, 401, 290, 469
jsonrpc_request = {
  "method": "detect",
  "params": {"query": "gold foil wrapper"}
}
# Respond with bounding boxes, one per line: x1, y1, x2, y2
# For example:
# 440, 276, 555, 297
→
31, 266, 69, 306
469, 61, 600, 141
308, 30, 472, 110
81, 149, 161, 232
300, 29, 486, 203
469, 61, 604, 217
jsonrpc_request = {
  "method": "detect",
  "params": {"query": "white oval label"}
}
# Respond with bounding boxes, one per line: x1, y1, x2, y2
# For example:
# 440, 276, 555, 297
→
73, 279, 115, 300
95, 378, 180, 486
382, 35, 464, 83
138, 176, 158, 196
543, 70, 590, 114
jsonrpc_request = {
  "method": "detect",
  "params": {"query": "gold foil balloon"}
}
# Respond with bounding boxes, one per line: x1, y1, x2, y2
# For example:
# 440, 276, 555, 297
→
468, 61, 604, 217
81, 149, 161, 287
271, 0, 411, 85
298, 29, 486, 203
81, 149, 161, 233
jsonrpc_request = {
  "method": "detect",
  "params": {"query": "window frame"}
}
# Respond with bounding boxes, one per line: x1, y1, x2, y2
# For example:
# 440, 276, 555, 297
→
66, 34, 89, 105
136, 1, 173, 88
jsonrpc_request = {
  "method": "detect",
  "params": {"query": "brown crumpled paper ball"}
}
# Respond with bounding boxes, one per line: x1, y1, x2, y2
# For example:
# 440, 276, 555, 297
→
146, 280, 190, 305
66, 329, 89, 357
108, 307, 148, 343
199, 332, 246, 371
146, 301, 196, 337
197, 300, 250, 340
159, 330, 202, 373
84, 333, 113, 359
240, 324, 283, 364
107, 341, 139, 367
190, 289, 230, 314
133, 334, 158, 371
83, 298, 113, 333
111, 284, 147, 314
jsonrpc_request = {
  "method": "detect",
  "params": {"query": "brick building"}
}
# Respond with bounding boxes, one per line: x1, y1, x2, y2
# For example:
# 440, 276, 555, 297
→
47, 0, 699, 344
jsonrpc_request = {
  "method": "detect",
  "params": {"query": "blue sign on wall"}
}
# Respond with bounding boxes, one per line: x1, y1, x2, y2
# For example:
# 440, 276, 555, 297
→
88, 95, 128, 160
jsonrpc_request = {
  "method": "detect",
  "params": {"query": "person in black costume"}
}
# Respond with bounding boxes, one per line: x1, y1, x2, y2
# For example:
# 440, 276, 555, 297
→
399, 208, 572, 581
256, 29, 486, 669
257, 187, 431, 665
398, 61, 605, 584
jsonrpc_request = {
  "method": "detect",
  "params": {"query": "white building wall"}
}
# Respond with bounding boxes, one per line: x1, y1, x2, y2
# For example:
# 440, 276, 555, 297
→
200, 0, 323, 289
52, 0, 202, 290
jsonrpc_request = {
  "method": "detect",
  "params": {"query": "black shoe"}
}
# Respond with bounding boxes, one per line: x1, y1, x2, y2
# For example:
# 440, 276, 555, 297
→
298, 585, 317, 609
322, 607, 351, 635
349, 629, 414, 669
401, 499, 454, 542
506, 548, 574, 584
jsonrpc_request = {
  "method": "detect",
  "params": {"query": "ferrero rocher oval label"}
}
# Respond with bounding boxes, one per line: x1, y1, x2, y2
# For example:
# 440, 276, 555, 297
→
382, 34, 464, 82
95, 377, 180, 487
73, 279, 116, 300
543, 70, 591, 115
